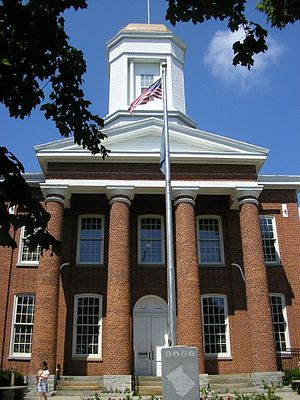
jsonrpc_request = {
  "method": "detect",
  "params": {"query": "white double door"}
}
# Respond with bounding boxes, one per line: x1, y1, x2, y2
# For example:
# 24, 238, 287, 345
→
134, 315, 168, 376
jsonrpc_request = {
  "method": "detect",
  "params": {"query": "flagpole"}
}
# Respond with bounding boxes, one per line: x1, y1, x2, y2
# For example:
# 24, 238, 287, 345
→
161, 62, 177, 346
147, 0, 150, 24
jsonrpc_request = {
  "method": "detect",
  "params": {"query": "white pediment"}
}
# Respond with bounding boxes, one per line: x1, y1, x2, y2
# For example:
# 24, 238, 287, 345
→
35, 117, 268, 172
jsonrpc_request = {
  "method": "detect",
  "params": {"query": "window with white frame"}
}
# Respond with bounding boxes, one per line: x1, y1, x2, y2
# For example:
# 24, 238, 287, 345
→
259, 216, 280, 264
269, 294, 290, 352
201, 295, 231, 357
141, 74, 154, 97
10, 294, 35, 357
197, 216, 224, 264
76, 215, 104, 264
73, 294, 102, 358
18, 227, 41, 263
138, 215, 164, 264
133, 62, 160, 99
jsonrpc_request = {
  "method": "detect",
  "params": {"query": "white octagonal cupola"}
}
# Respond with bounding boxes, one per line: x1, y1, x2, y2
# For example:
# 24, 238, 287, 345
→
105, 23, 195, 129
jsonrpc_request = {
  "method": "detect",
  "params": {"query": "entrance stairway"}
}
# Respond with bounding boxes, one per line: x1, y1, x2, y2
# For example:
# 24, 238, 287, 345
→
209, 373, 256, 394
55, 376, 104, 396
135, 374, 257, 396
135, 376, 162, 396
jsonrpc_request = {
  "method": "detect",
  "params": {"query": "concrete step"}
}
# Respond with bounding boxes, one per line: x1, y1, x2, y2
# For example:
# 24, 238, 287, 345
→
57, 386, 101, 391
59, 375, 103, 381
137, 376, 162, 381
55, 376, 104, 396
136, 376, 162, 396
58, 380, 102, 386
137, 380, 162, 386
25, 394, 54, 400
208, 373, 257, 394
138, 385, 162, 396
56, 390, 99, 396
209, 385, 256, 394
209, 373, 252, 383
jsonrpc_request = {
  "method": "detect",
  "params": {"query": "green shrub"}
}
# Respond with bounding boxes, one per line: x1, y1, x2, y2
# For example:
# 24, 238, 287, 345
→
283, 368, 300, 385
0, 369, 25, 386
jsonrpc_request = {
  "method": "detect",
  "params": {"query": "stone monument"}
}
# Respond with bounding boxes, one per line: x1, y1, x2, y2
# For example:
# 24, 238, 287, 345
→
162, 346, 199, 399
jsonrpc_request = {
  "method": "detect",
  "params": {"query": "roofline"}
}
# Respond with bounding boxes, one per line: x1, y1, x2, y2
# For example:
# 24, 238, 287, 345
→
22, 173, 45, 187
258, 175, 300, 192
106, 24, 186, 54
104, 110, 196, 129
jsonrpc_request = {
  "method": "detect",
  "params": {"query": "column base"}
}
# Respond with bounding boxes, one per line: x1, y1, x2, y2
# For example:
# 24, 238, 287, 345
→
103, 375, 132, 393
251, 371, 283, 389
26, 375, 55, 394
199, 373, 209, 388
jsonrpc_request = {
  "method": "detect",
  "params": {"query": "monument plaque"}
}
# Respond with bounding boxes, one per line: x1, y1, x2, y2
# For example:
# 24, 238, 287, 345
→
162, 346, 199, 399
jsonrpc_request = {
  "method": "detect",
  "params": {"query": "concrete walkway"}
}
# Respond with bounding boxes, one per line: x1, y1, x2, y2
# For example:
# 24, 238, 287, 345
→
278, 390, 300, 400
43, 388, 300, 400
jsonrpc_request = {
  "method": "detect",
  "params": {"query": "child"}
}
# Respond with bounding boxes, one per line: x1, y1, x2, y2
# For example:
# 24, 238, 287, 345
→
36, 361, 49, 400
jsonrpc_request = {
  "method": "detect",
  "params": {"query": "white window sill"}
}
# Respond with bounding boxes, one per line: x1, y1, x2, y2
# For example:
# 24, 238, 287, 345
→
16, 262, 39, 268
204, 355, 232, 360
277, 351, 293, 358
8, 355, 31, 361
71, 356, 102, 362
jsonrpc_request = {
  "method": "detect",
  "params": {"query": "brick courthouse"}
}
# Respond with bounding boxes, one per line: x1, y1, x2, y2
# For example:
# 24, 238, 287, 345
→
1, 24, 300, 391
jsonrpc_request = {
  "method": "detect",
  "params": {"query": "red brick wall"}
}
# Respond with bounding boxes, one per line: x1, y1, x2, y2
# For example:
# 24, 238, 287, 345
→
0, 228, 38, 374
46, 162, 257, 181
260, 190, 300, 350
1, 180, 299, 377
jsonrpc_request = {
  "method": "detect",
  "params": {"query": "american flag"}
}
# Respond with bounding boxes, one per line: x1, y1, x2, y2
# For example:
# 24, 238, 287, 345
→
128, 78, 162, 112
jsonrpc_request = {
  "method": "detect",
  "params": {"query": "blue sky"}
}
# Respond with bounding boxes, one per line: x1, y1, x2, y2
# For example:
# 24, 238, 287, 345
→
1, 0, 299, 175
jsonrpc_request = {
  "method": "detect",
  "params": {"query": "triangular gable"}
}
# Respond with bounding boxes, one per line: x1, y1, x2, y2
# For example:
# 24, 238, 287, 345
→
35, 117, 268, 172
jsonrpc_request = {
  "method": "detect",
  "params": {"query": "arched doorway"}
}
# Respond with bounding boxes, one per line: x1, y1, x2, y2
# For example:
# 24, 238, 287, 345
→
133, 295, 168, 376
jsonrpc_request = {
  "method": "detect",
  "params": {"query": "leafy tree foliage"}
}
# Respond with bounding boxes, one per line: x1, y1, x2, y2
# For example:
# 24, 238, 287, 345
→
0, 0, 108, 155
166, 0, 300, 69
0, 147, 60, 254
0, 0, 109, 252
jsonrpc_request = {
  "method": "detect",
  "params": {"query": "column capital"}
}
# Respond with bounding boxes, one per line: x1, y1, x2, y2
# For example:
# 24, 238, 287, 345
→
40, 184, 70, 207
173, 187, 199, 207
106, 186, 135, 206
231, 186, 263, 209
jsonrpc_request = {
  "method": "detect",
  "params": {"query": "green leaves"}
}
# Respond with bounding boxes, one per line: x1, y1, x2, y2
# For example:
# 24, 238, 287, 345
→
0, 0, 107, 154
0, 147, 61, 254
166, 0, 299, 69
257, 0, 300, 29
0, 0, 109, 253
232, 23, 268, 69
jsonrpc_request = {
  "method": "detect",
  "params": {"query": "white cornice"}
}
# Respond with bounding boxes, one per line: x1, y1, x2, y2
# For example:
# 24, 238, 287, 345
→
103, 110, 196, 129
258, 175, 300, 192
106, 26, 186, 55
42, 178, 261, 197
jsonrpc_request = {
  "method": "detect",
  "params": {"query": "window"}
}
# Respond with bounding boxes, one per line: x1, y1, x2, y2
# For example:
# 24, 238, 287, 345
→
269, 294, 290, 352
138, 215, 164, 264
133, 62, 160, 101
10, 294, 35, 357
18, 227, 41, 264
141, 74, 154, 96
201, 295, 231, 358
73, 294, 102, 358
76, 215, 104, 264
259, 216, 280, 264
197, 216, 224, 264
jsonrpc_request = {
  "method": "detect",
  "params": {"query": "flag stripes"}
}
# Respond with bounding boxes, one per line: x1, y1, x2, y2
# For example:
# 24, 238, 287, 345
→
128, 78, 162, 112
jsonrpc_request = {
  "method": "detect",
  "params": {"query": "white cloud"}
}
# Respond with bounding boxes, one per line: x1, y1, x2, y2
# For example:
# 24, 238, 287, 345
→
204, 28, 285, 91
